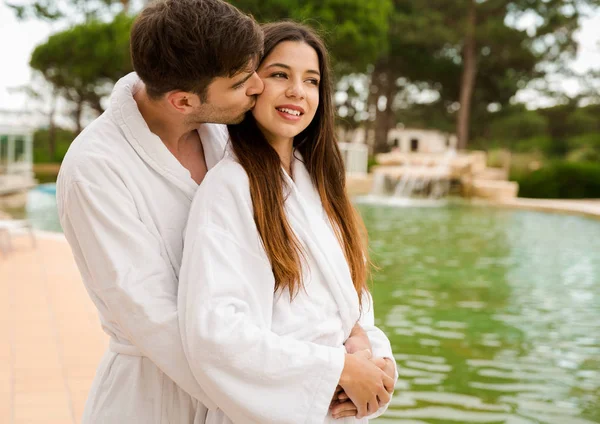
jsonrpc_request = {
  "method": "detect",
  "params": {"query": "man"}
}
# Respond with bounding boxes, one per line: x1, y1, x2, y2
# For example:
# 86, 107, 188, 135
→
58, 0, 395, 422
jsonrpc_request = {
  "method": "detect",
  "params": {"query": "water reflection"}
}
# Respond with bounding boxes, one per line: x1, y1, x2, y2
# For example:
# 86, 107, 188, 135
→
360, 205, 600, 424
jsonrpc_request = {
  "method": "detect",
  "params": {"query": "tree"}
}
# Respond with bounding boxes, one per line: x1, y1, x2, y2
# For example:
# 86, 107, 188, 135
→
29, 13, 134, 132
366, 0, 600, 152
228, 0, 392, 73
6, 0, 132, 21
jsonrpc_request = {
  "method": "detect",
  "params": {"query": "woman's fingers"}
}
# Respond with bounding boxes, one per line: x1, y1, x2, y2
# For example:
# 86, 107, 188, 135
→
383, 372, 395, 393
377, 385, 391, 406
367, 396, 379, 416
338, 391, 349, 401
355, 401, 368, 419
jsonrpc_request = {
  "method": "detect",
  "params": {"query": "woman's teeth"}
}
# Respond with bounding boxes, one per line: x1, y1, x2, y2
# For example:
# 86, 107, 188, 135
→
277, 108, 301, 116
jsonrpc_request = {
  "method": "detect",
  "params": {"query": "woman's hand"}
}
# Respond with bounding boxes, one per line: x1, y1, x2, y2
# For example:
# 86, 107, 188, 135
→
338, 353, 394, 418
332, 355, 396, 419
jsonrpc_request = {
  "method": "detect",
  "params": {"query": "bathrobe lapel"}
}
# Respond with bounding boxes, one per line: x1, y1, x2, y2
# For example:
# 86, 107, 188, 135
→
282, 155, 360, 340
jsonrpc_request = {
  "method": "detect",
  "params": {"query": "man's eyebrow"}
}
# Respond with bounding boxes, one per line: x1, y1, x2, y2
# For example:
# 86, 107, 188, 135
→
266, 63, 320, 76
231, 71, 254, 88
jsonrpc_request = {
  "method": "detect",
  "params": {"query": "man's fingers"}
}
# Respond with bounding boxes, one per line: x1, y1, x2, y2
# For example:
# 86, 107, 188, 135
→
338, 391, 349, 401
333, 409, 359, 419
331, 399, 357, 418
330, 386, 344, 406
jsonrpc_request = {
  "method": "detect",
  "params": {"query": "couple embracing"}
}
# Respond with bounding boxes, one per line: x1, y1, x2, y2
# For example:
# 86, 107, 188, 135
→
57, 0, 397, 422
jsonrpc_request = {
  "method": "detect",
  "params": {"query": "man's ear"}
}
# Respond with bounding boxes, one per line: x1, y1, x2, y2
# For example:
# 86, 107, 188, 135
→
165, 91, 199, 114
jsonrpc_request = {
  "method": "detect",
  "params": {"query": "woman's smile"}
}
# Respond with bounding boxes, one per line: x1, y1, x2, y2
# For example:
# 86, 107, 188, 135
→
252, 40, 320, 145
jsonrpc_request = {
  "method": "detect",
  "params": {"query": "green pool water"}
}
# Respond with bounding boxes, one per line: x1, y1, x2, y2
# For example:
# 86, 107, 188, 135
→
360, 202, 600, 424
20, 186, 600, 423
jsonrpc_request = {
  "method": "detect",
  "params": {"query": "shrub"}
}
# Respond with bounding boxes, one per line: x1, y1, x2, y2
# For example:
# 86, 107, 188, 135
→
489, 110, 549, 147
33, 127, 77, 163
567, 147, 600, 163
567, 133, 600, 152
515, 161, 600, 199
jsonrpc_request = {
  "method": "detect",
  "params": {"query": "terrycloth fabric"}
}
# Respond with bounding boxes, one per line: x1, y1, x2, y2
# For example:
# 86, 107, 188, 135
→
179, 151, 396, 424
57, 72, 228, 424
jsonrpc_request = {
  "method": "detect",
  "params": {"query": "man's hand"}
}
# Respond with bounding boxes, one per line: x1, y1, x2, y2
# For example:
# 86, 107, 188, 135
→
330, 397, 358, 419
344, 322, 372, 354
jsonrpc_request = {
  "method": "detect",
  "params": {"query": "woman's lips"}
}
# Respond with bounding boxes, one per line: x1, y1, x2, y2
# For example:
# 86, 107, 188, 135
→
275, 107, 303, 121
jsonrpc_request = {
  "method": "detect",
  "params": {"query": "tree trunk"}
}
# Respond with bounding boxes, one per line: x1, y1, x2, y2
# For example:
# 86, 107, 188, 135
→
371, 61, 397, 154
73, 98, 84, 135
456, 0, 478, 151
47, 99, 57, 161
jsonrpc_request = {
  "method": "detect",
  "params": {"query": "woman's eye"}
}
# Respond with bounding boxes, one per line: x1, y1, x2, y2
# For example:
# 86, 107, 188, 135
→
272, 72, 287, 78
307, 79, 320, 86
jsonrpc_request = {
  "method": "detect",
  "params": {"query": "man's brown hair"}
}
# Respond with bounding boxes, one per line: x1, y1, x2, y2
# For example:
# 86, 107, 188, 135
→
130, 0, 263, 101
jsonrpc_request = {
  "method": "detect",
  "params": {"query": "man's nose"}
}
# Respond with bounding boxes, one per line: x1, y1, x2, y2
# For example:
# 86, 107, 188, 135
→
246, 72, 264, 96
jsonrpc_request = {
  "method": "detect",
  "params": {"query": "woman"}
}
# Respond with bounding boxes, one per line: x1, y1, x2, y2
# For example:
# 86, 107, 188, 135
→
178, 22, 396, 423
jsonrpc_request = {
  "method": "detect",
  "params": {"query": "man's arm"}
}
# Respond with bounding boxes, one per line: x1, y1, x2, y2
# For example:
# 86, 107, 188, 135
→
58, 175, 213, 406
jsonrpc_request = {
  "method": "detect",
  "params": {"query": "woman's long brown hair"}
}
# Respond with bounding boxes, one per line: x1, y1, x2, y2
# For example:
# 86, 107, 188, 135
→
228, 22, 369, 304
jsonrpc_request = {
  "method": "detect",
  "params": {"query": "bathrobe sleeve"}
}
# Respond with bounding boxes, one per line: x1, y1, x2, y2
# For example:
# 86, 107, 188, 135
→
178, 173, 346, 423
358, 292, 398, 418
58, 176, 212, 406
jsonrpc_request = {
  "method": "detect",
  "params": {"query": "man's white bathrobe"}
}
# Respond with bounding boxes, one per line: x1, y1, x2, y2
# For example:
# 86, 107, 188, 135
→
179, 153, 396, 424
57, 72, 395, 423
57, 73, 228, 423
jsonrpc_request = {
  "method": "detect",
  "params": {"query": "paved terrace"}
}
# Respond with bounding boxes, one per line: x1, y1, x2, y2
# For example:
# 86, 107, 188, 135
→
496, 198, 600, 220
1, 234, 107, 424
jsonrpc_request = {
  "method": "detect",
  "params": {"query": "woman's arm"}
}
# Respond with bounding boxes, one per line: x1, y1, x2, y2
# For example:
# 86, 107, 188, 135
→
178, 224, 392, 423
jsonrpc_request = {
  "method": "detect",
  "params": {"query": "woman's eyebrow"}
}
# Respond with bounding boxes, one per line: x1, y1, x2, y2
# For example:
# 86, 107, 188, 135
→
266, 63, 320, 76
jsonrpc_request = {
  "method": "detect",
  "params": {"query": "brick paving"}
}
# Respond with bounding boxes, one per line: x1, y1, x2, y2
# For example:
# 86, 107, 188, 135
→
0, 234, 107, 424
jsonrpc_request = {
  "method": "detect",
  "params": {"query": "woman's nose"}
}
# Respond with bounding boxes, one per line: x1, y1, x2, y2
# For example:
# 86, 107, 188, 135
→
286, 80, 305, 99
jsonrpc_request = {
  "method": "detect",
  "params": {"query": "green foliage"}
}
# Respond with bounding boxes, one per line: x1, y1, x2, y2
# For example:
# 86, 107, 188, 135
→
228, 0, 392, 72
489, 110, 549, 146
515, 161, 600, 199
30, 13, 134, 116
567, 132, 600, 151
513, 135, 554, 154
567, 147, 600, 163
565, 109, 599, 136
33, 127, 77, 163
6, 0, 128, 22
367, 155, 378, 173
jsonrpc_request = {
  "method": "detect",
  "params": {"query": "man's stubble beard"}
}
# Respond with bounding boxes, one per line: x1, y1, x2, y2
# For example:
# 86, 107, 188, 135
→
188, 98, 255, 126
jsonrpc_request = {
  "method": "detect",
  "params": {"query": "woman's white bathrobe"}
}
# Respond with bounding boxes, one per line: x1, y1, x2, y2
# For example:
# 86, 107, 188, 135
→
179, 153, 396, 424
58, 72, 395, 423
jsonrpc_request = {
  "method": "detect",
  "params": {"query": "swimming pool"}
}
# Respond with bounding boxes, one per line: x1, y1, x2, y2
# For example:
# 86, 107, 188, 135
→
23, 184, 600, 423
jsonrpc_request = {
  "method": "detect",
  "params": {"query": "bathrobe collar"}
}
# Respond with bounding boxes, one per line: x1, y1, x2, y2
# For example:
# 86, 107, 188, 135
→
110, 72, 226, 199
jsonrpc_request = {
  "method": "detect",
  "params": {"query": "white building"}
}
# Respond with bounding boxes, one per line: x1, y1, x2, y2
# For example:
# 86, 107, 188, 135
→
337, 126, 457, 154
387, 128, 457, 153
0, 110, 36, 195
